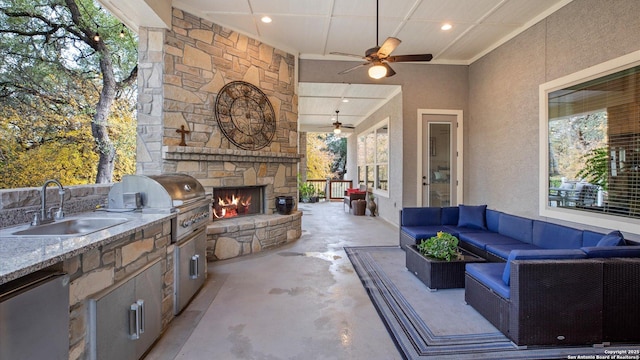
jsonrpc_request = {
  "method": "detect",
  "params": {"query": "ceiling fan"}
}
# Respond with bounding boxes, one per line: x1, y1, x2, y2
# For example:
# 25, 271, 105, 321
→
331, 0, 433, 79
327, 110, 354, 134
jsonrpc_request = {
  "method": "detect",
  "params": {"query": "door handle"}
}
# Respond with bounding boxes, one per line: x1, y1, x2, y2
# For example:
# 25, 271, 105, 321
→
190, 254, 200, 279
137, 299, 145, 334
129, 302, 140, 340
129, 300, 145, 340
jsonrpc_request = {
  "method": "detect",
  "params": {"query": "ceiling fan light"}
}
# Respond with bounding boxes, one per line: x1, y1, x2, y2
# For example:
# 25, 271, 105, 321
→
368, 64, 387, 79
333, 127, 341, 134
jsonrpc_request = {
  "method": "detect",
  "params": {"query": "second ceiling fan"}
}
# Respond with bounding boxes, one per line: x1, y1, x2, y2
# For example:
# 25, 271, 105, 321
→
332, 0, 433, 79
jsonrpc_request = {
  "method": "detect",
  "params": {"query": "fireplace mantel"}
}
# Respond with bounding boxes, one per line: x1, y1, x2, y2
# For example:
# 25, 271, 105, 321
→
163, 146, 302, 164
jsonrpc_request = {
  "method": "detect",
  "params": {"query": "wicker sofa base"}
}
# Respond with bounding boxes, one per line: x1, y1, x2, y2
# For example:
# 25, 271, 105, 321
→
464, 273, 509, 334
465, 259, 604, 346
603, 258, 640, 342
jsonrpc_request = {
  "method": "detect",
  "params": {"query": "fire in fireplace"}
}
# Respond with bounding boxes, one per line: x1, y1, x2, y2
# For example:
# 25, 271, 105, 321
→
212, 186, 264, 219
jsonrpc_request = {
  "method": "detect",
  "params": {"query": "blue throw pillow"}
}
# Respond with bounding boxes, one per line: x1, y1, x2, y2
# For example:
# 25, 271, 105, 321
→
596, 230, 625, 247
457, 204, 487, 230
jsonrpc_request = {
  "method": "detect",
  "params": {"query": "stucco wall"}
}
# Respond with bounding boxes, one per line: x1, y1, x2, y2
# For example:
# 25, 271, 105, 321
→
299, 61, 468, 211
468, 0, 640, 228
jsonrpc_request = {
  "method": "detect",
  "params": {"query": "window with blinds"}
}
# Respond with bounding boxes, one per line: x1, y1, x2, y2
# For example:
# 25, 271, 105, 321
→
546, 63, 640, 220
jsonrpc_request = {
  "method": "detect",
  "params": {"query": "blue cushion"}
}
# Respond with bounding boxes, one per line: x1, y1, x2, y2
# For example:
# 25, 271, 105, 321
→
466, 263, 510, 299
502, 249, 587, 286
498, 213, 533, 243
441, 207, 459, 225
485, 243, 541, 260
581, 246, 640, 258
401, 226, 449, 240
532, 221, 583, 249
457, 204, 487, 230
443, 225, 489, 235
458, 232, 522, 250
401, 207, 440, 226
486, 209, 501, 232
596, 230, 625, 247
582, 230, 606, 247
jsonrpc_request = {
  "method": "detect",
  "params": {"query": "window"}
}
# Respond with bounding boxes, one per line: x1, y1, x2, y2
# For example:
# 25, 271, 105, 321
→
540, 51, 640, 233
357, 119, 389, 195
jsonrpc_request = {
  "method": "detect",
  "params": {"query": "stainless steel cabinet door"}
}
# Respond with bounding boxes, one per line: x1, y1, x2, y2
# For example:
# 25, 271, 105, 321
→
174, 228, 206, 314
0, 273, 69, 360
89, 259, 162, 360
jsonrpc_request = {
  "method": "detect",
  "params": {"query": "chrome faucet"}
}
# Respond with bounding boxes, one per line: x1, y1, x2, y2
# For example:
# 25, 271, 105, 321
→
32, 179, 65, 226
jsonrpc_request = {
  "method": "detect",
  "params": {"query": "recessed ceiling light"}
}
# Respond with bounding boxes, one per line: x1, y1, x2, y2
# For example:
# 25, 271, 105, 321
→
441, 23, 452, 31
261, 16, 272, 23
342, 98, 349, 103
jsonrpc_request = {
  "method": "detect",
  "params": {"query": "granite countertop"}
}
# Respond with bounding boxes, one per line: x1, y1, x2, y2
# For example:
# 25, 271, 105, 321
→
0, 210, 176, 285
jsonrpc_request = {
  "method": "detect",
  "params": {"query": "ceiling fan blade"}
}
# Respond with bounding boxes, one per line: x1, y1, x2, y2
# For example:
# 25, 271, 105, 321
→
330, 51, 367, 60
383, 63, 396, 77
377, 37, 401, 59
386, 54, 433, 63
338, 62, 369, 75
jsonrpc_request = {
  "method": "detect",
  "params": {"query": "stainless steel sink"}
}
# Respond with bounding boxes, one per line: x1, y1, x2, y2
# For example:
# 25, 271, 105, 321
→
11, 218, 129, 236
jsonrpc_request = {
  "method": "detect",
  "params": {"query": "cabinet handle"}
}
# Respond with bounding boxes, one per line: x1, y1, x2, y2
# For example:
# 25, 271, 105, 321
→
129, 303, 140, 340
190, 254, 200, 279
137, 299, 145, 334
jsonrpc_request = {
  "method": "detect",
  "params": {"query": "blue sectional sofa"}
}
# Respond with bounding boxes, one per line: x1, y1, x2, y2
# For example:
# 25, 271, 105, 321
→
399, 205, 640, 346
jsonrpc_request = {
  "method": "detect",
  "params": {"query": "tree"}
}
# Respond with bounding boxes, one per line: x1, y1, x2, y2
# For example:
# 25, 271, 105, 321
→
325, 134, 347, 178
306, 133, 334, 179
0, 0, 137, 185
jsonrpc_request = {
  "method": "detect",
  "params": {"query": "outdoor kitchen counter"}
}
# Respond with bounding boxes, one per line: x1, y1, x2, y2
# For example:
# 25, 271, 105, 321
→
0, 210, 176, 285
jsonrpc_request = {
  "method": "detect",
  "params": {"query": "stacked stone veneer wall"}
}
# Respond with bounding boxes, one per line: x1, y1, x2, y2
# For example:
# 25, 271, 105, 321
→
0, 184, 110, 228
207, 212, 302, 260
62, 218, 174, 360
137, 9, 302, 261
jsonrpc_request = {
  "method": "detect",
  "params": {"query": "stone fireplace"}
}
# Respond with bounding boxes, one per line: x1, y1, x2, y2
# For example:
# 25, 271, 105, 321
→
136, 9, 302, 261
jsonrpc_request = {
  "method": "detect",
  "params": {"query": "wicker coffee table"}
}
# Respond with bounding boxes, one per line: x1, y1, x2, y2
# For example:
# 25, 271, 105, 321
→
405, 244, 486, 290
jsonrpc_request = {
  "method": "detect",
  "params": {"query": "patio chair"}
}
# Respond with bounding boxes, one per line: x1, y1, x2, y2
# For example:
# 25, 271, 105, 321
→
568, 184, 599, 207
344, 184, 367, 213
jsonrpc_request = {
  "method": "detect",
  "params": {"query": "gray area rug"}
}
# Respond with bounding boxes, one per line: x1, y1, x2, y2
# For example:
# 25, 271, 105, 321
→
345, 246, 640, 359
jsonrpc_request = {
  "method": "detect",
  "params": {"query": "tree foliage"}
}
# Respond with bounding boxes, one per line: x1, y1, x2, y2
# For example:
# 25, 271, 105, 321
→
306, 133, 334, 179
305, 133, 347, 180
0, 0, 138, 187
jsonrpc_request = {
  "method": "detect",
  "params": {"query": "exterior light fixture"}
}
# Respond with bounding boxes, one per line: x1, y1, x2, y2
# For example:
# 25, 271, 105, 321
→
94, 32, 100, 41
119, 24, 126, 38
368, 63, 387, 79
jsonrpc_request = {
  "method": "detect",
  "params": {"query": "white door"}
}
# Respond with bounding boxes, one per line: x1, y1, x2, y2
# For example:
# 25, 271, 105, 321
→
418, 110, 463, 207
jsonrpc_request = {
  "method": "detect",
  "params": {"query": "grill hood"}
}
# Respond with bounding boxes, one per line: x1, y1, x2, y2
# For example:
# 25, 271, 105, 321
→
108, 174, 206, 212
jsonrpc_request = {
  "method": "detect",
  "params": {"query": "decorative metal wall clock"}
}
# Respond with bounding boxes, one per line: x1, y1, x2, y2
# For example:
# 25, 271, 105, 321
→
214, 81, 276, 150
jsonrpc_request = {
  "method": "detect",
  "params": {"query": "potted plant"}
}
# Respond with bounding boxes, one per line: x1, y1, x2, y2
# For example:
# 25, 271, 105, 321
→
406, 232, 483, 290
417, 231, 462, 261
297, 175, 314, 203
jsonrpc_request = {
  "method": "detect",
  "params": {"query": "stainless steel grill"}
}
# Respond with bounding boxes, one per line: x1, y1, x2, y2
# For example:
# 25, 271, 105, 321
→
108, 173, 211, 241
107, 173, 210, 314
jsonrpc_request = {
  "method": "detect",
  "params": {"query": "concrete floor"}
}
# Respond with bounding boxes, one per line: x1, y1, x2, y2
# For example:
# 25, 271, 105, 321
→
146, 201, 402, 360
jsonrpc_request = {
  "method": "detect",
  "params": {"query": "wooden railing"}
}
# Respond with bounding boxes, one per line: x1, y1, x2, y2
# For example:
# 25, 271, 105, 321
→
305, 179, 353, 200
